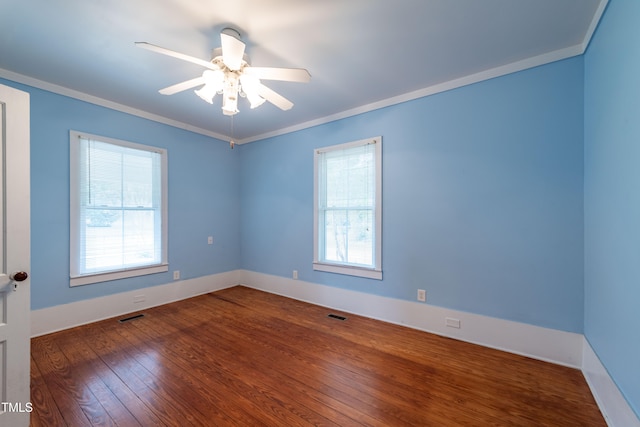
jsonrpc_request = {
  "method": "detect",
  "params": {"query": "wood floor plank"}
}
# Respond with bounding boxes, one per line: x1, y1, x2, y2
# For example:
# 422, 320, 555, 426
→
110, 320, 271, 427
215, 287, 601, 426
90, 320, 210, 427
189, 293, 511, 424
30, 355, 67, 427
53, 329, 149, 427
31, 335, 105, 426
31, 286, 606, 427
134, 302, 348, 426
159, 296, 395, 424
181, 295, 472, 425
138, 300, 378, 425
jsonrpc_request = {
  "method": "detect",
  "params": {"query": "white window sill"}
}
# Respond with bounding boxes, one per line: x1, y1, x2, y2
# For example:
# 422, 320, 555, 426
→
70, 263, 169, 287
313, 262, 382, 280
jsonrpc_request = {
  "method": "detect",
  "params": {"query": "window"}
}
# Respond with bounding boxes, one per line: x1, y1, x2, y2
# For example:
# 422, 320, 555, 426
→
314, 136, 382, 279
70, 131, 168, 286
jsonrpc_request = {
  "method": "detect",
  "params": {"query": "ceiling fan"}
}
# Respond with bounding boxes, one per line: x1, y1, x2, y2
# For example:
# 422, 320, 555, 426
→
136, 28, 311, 116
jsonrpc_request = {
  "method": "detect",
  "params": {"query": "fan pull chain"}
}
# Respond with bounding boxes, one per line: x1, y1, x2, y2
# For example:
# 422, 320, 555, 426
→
229, 115, 235, 149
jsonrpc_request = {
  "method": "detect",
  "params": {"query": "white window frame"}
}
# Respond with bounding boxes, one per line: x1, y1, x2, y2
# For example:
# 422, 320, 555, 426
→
69, 131, 168, 286
313, 136, 382, 280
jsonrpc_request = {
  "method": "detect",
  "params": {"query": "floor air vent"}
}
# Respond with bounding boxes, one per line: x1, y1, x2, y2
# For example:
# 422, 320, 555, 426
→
328, 314, 347, 321
119, 314, 145, 323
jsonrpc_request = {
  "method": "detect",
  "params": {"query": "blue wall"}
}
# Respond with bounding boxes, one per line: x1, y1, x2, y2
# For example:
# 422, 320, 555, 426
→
5, 55, 585, 333
584, 0, 640, 417
240, 57, 585, 333
0, 78, 241, 310
3, 38, 588, 332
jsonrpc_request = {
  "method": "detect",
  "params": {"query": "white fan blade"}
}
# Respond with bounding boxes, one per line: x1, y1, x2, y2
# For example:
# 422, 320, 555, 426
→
255, 83, 294, 110
244, 67, 311, 83
220, 32, 245, 71
159, 76, 206, 95
135, 42, 219, 70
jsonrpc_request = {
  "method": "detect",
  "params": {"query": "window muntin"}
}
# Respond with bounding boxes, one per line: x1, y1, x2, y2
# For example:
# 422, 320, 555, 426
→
314, 137, 382, 279
70, 131, 168, 286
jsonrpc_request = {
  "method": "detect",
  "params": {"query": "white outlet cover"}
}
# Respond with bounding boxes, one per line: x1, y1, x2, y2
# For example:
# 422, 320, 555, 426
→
446, 317, 461, 328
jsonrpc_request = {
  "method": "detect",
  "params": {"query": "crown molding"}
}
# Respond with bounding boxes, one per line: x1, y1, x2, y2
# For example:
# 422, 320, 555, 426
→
0, 68, 229, 142
238, 43, 585, 144
1, 0, 607, 146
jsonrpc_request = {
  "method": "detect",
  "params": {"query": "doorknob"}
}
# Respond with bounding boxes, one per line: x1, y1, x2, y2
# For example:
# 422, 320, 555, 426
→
10, 271, 28, 282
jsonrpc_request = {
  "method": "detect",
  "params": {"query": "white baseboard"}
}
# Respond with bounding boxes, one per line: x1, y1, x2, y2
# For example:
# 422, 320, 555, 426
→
31, 269, 638, 423
31, 269, 585, 367
239, 270, 584, 368
30, 270, 241, 337
582, 338, 640, 427
32, 269, 583, 366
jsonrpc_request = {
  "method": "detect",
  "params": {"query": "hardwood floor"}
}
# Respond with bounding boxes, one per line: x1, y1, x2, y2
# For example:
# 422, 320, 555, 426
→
30, 286, 605, 426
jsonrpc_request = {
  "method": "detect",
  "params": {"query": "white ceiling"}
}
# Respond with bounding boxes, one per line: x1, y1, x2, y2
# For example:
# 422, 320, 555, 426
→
0, 0, 606, 143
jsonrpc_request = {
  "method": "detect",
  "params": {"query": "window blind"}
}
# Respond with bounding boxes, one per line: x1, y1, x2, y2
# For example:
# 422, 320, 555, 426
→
72, 135, 164, 278
317, 141, 377, 268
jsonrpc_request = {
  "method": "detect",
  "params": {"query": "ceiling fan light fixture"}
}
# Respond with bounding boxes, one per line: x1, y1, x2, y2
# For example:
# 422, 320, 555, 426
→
221, 72, 240, 115
203, 69, 224, 90
194, 84, 217, 104
194, 69, 225, 103
240, 74, 266, 109
222, 90, 239, 115
222, 94, 239, 115
247, 93, 266, 109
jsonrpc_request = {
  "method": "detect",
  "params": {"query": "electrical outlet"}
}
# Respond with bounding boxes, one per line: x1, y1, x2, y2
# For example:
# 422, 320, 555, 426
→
208, 236, 213, 245
417, 289, 426, 302
293, 270, 298, 280
446, 317, 461, 329
173, 270, 180, 280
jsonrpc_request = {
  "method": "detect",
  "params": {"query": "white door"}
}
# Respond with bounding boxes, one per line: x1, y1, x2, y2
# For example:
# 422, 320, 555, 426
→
0, 84, 31, 427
